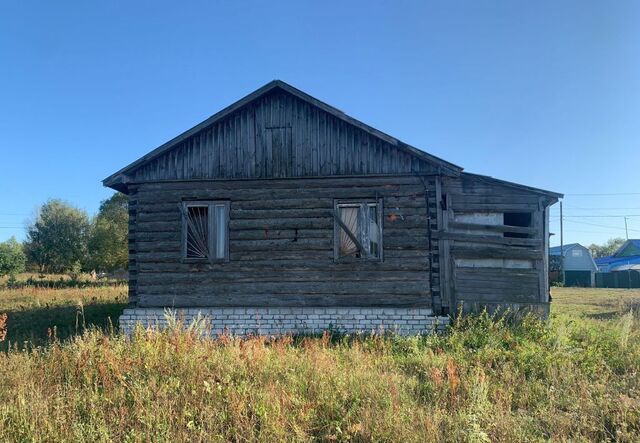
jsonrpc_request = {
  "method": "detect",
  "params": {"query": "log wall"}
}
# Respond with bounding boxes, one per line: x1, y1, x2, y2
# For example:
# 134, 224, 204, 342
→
128, 175, 438, 308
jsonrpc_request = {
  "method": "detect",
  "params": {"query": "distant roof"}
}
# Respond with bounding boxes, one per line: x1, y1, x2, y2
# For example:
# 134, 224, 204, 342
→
549, 243, 583, 255
595, 254, 640, 271
614, 239, 640, 257
613, 263, 640, 271
595, 256, 617, 265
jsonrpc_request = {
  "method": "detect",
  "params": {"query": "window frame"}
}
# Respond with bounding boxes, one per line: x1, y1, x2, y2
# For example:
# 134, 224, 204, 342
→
333, 199, 383, 262
181, 200, 230, 263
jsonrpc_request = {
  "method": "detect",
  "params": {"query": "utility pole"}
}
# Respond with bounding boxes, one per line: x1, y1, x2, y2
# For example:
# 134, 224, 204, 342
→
624, 216, 629, 240
560, 200, 564, 285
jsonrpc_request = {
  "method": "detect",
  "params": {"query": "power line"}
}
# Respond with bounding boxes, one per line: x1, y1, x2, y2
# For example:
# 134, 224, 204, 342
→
564, 192, 640, 196
550, 215, 640, 218
563, 218, 640, 233
556, 228, 628, 235
549, 207, 640, 211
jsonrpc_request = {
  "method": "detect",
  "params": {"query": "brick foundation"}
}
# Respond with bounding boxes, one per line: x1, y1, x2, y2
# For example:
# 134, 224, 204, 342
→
119, 307, 449, 336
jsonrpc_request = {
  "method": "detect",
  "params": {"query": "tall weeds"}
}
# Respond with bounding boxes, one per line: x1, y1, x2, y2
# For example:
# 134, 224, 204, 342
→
0, 311, 638, 442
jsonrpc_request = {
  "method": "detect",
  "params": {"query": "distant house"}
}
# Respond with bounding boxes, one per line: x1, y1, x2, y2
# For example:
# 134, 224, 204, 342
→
549, 243, 597, 287
595, 239, 640, 272
594, 240, 640, 288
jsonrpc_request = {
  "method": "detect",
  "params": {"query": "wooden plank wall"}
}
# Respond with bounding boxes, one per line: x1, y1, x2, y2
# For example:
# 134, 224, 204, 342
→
129, 175, 436, 308
440, 174, 551, 313
130, 89, 440, 183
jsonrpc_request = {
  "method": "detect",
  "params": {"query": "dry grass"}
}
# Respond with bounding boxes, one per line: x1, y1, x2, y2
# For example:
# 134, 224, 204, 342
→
0, 285, 126, 351
552, 287, 640, 319
0, 285, 638, 441
0, 272, 97, 285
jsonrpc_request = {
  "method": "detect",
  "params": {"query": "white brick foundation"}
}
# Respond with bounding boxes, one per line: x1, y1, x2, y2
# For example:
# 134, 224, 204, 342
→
119, 307, 449, 336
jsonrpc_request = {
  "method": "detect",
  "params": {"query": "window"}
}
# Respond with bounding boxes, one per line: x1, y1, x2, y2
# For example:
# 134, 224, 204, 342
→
181, 201, 229, 262
503, 212, 532, 238
334, 200, 382, 260
571, 249, 583, 257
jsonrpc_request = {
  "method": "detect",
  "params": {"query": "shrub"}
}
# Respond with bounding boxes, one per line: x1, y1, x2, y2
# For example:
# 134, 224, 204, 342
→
0, 237, 26, 277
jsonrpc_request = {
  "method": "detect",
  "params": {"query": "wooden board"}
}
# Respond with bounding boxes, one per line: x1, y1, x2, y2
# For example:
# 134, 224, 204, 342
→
126, 90, 444, 183
131, 175, 432, 308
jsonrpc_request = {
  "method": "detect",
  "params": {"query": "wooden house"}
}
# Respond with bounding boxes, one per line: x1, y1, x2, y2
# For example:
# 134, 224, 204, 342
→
104, 81, 562, 335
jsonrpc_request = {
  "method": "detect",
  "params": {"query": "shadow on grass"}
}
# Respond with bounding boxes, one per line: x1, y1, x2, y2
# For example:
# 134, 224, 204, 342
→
2, 301, 127, 351
585, 311, 621, 321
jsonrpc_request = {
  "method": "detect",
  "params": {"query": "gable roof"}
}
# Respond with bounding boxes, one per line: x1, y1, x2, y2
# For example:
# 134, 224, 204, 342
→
594, 240, 640, 270
103, 80, 462, 189
614, 239, 640, 257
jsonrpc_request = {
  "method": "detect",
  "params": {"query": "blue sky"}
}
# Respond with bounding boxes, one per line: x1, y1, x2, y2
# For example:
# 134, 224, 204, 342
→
1, 1, 638, 247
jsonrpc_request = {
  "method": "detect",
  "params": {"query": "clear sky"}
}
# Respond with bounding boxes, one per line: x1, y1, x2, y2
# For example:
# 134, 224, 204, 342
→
1, 1, 638, 247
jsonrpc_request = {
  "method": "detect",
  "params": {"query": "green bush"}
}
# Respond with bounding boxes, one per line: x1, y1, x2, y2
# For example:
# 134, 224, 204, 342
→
0, 237, 26, 277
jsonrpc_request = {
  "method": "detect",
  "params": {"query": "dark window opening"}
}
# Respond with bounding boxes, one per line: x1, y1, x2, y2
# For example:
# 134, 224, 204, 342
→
503, 212, 532, 238
440, 194, 448, 210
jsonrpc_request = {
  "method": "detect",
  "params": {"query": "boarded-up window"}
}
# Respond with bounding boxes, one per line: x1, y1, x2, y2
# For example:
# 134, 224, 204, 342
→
181, 201, 229, 262
334, 201, 382, 260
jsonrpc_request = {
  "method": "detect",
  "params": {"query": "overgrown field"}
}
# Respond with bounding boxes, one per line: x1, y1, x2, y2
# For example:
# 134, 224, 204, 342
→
0, 284, 127, 351
0, 283, 639, 442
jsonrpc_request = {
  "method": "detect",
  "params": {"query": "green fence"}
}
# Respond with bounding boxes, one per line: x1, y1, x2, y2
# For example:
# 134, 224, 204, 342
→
596, 271, 640, 288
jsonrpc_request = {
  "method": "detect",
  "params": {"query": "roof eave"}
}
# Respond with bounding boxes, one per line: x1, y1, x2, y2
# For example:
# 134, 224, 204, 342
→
103, 174, 130, 194
462, 172, 563, 201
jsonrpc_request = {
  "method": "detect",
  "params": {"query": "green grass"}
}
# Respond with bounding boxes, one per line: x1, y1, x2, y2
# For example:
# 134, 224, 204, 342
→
552, 286, 640, 319
0, 283, 127, 351
0, 283, 638, 441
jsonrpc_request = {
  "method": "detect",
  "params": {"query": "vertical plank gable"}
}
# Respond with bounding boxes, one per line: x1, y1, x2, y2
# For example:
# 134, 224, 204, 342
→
130, 90, 441, 182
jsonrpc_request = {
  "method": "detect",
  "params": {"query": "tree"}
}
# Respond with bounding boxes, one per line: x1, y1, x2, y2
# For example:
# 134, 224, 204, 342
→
0, 237, 26, 277
24, 199, 90, 273
588, 237, 626, 259
86, 192, 128, 272
548, 254, 562, 272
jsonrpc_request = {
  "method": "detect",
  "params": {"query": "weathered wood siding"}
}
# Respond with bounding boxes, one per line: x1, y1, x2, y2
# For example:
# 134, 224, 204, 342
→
127, 189, 138, 304
130, 89, 441, 183
439, 174, 552, 314
128, 176, 436, 308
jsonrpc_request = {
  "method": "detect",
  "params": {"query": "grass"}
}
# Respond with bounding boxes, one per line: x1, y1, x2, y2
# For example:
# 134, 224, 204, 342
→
0, 284, 127, 351
552, 286, 640, 319
0, 281, 639, 441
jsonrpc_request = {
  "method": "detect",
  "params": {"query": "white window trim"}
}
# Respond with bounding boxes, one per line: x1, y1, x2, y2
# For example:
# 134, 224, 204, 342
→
181, 200, 230, 263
